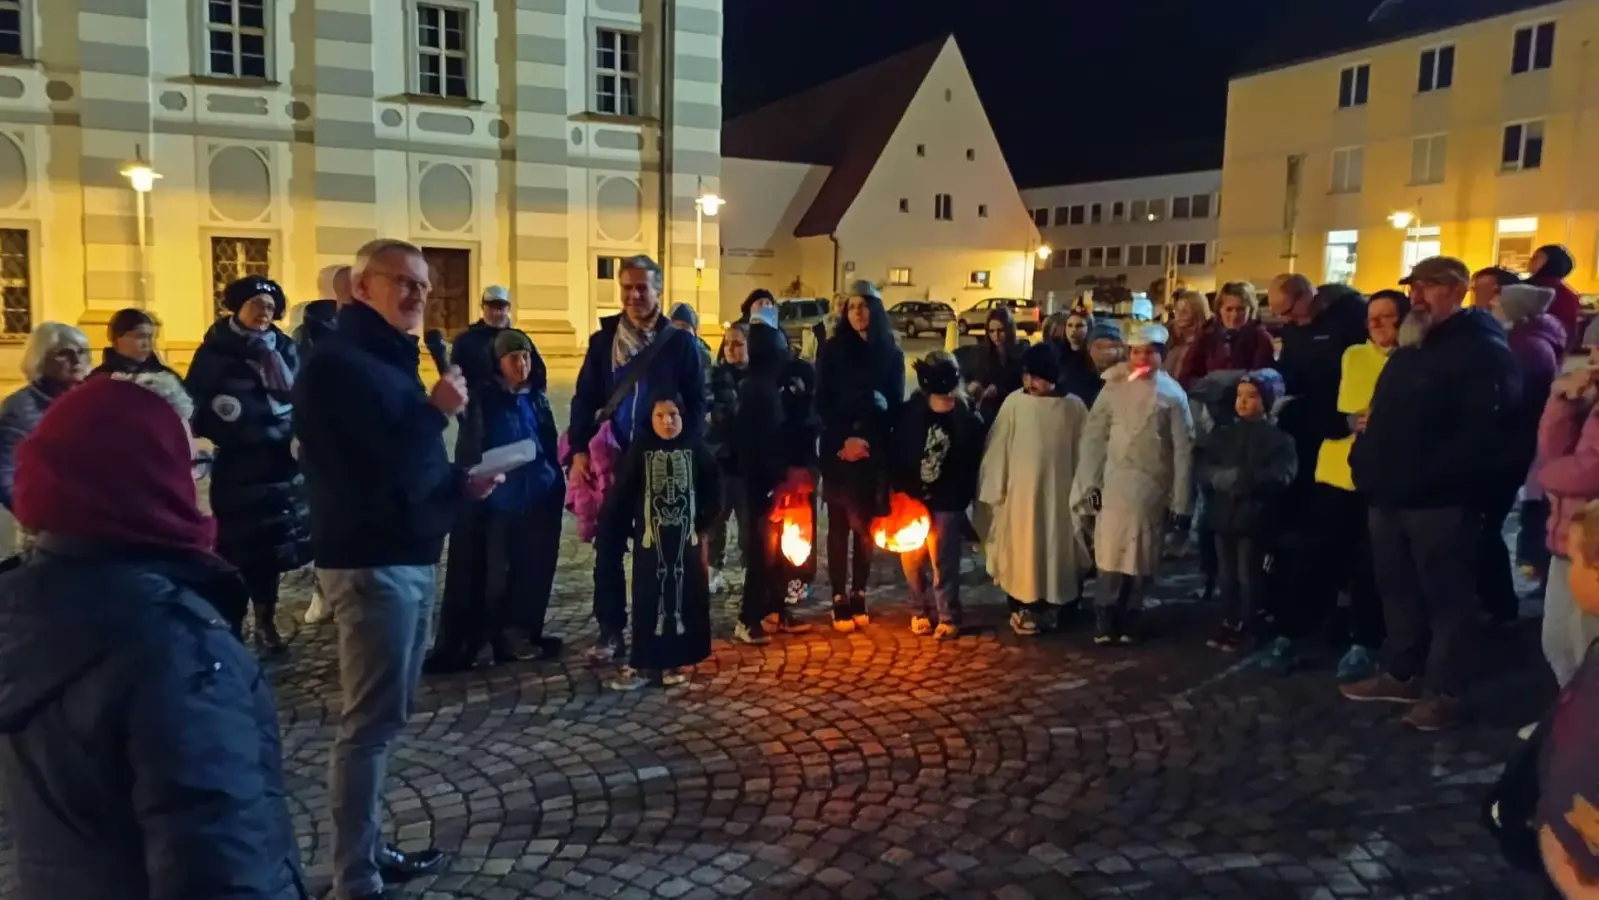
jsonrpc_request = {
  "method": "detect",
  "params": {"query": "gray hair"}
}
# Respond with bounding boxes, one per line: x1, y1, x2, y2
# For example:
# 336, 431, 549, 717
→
20, 322, 90, 381
353, 238, 423, 277
115, 370, 195, 423
619, 254, 664, 291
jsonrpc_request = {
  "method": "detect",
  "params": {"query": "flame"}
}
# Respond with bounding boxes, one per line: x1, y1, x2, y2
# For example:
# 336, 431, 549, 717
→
781, 521, 812, 566
873, 515, 931, 553
1127, 365, 1152, 381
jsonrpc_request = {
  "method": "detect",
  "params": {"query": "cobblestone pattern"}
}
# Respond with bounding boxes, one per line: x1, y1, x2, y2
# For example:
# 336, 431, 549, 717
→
0, 367, 1553, 899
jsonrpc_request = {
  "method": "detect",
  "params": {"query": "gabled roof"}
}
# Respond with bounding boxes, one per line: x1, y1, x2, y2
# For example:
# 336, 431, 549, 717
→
722, 38, 947, 238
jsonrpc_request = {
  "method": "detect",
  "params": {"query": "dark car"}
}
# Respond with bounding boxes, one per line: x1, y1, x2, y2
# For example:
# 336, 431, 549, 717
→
958, 297, 1041, 336
887, 301, 956, 338
776, 298, 831, 346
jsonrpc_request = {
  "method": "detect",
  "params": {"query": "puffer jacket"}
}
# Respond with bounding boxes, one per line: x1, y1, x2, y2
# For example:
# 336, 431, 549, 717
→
1276, 284, 1368, 488
1537, 391, 1599, 557
1503, 283, 1568, 486
0, 383, 56, 511
186, 320, 312, 575
0, 537, 307, 900
1194, 417, 1298, 535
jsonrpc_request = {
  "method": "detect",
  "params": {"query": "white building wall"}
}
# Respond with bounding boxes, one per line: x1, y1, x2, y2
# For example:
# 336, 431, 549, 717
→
717, 157, 830, 320
1023, 169, 1224, 303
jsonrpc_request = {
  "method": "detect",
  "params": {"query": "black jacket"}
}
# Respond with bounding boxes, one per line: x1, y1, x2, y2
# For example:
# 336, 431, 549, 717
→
0, 538, 306, 900
889, 394, 984, 512
292, 302, 462, 568
1276, 285, 1368, 484
186, 320, 312, 575
91, 348, 178, 378
706, 360, 745, 472
1195, 418, 1298, 535
733, 325, 792, 500
567, 315, 706, 459
1056, 346, 1103, 408
966, 340, 1026, 422
450, 320, 506, 393
815, 332, 904, 511
1351, 308, 1523, 510
293, 299, 339, 358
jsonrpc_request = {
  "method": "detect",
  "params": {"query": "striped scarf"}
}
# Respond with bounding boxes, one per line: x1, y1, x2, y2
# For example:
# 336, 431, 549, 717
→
612, 314, 657, 371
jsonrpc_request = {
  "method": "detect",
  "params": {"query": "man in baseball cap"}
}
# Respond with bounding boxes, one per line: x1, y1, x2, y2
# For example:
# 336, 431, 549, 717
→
451, 286, 515, 393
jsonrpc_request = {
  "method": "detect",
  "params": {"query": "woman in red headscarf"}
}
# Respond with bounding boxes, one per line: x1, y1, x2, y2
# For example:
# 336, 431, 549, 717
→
0, 375, 306, 900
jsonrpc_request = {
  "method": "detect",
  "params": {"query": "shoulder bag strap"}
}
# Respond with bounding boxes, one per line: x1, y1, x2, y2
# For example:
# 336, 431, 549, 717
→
595, 327, 681, 424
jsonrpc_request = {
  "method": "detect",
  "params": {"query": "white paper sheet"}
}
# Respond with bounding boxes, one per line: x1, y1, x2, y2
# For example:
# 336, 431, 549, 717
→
467, 439, 538, 479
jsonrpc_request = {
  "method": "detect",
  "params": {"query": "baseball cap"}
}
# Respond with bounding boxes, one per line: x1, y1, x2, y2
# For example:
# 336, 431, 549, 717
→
482, 285, 511, 305
1538, 643, 1599, 884
1399, 256, 1470, 286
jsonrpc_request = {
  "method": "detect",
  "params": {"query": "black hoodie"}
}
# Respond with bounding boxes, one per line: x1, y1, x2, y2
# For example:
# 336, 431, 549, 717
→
733, 323, 793, 498
1275, 284, 1368, 485
1350, 307, 1522, 510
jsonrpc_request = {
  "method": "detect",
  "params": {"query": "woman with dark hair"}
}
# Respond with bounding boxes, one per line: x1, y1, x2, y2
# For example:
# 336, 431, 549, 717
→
185, 276, 311, 655
92, 308, 180, 377
1527, 245, 1582, 350
815, 281, 904, 631
741, 289, 777, 323
967, 306, 1026, 421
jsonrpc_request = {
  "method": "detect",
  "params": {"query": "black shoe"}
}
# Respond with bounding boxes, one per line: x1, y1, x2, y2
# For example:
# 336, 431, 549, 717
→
527, 635, 564, 659
378, 844, 448, 883
490, 635, 533, 665
253, 612, 288, 659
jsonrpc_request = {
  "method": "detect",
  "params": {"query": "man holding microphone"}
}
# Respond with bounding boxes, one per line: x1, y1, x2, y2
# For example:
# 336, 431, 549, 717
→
294, 238, 502, 900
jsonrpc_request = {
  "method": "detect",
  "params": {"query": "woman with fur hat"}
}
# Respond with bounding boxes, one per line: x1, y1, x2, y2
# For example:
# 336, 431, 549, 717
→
91, 307, 180, 378
1073, 322, 1195, 644
979, 343, 1091, 636
184, 275, 311, 655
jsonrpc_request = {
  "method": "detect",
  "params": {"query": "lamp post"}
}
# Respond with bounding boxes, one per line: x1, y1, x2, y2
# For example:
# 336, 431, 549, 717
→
1389, 207, 1420, 277
694, 187, 723, 311
1028, 244, 1051, 302
121, 149, 161, 309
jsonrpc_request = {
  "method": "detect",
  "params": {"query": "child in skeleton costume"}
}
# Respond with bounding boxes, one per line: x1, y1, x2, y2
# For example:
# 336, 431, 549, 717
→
601, 391, 721, 690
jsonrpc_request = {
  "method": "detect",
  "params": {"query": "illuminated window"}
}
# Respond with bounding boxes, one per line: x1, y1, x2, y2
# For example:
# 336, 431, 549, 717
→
967, 271, 991, 289
888, 267, 912, 286
0, 228, 31, 335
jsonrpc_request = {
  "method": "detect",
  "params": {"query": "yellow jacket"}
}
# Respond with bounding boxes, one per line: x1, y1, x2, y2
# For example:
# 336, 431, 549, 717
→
1315, 341, 1391, 490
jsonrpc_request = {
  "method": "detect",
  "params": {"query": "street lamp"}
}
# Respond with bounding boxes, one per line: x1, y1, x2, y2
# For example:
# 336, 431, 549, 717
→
1389, 205, 1422, 275
1036, 244, 1053, 262
694, 188, 723, 308
121, 149, 161, 309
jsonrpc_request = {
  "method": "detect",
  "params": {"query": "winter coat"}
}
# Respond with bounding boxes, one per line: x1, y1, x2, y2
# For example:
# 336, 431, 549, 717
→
1179, 320, 1275, 387
90, 348, 179, 379
0, 383, 56, 511
567, 315, 706, 459
450, 320, 508, 393
292, 301, 461, 568
889, 393, 985, 513
0, 537, 306, 900
1528, 271, 1581, 354
966, 340, 1025, 422
1536, 392, 1599, 558
1351, 308, 1522, 510
1073, 362, 1195, 576
706, 361, 746, 472
558, 424, 621, 544
186, 320, 312, 575
1503, 287, 1568, 496
815, 332, 904, 512
455, 379, 562, 515
291, 299, 338, 358
1195, 417, 1298, 536
733, 324, 794, 500
979, 391, 1089, 604
1314, 342, 1391, 491
1276, 285, 1368, 487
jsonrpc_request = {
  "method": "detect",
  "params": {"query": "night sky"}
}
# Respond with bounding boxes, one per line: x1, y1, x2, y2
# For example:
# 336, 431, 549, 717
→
724, 0, 1295, 188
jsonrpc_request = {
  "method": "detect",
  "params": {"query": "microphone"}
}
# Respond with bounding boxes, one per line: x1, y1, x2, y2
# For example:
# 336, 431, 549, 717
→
423, 329, 450, 376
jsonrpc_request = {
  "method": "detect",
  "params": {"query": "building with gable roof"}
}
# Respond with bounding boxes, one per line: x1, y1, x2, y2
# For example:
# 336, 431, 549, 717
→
718, 36, 1038, 323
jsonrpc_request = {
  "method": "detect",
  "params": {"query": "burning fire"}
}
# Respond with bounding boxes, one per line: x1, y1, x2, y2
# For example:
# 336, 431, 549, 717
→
872, 493, 932, 553
1127, 365, 1153, 381
781, 521, 812, 566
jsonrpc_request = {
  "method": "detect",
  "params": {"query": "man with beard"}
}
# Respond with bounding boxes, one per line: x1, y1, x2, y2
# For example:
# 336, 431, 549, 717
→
1347, 256, 1521, 732
450, 286, 517, 394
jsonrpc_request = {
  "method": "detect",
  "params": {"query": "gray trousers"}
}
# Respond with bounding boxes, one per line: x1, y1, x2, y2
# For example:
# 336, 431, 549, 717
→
323, 565, 437, 899
1368, 506, 1476, 697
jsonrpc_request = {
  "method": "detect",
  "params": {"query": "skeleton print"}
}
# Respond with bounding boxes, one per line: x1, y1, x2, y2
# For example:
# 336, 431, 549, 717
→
920, 422, 952, 486
643, 448, 698, 637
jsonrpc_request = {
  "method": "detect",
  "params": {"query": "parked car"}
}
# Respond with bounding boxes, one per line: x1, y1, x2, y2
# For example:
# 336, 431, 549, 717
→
958, 297, 1041, 336
776, 298, 831, 346
887, 301, 956, 338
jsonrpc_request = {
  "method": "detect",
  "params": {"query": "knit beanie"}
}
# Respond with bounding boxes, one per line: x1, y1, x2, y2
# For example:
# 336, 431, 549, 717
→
669, 302, 699, 329
1086, 320, 1123, 345
1021, 342, 1061, 385
492, 328, 534, 359
221, 275, 287, 320
107, 307, 157, 341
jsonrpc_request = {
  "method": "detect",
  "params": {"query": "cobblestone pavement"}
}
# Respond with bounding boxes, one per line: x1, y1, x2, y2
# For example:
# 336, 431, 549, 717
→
1, 361, 1555, 900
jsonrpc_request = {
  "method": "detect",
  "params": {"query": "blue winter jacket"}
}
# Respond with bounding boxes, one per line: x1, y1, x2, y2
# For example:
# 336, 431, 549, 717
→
566, 314, 706, 459
471, 382, 563, 513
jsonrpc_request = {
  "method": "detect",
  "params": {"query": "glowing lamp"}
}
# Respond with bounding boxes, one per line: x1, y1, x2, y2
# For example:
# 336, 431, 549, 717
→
121, 162, 161, 193
871, 493, 932, 554
768, 470, 816, 566
697, 193, 724, 216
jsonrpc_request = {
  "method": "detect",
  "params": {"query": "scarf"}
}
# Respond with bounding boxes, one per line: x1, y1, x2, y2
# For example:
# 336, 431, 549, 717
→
612, 313, 658, 371
228, 318, 293, 393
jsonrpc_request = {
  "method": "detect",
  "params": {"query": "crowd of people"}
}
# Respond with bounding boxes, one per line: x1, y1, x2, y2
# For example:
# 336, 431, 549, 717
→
0, 238, 1596, 899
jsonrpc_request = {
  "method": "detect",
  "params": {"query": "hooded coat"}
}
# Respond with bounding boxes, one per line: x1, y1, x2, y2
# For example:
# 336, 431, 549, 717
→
1528, 245, 1582, 351
1073, 362, 1195, 576
1351, 308, 1523, 510
966, 312, 1026, 421
1502, 283, 1568, 485
814, 322, 904, 512
1275, 284, 1369, 492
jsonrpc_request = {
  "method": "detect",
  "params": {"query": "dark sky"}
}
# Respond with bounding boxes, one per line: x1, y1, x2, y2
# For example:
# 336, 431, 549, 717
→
723, 0, 1289, 188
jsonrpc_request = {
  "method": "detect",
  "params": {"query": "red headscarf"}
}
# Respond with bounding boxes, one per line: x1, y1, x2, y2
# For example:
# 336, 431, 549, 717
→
13, 376, 216, 554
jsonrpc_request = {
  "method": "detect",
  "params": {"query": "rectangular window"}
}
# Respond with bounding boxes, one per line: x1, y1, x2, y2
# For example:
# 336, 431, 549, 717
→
416, 3, 470, 99
1331, 146, 1364, 193
1033, 208, 1049, 228
1410, 134, 1447, 184
1172, 196, 1191, 219
977, 204, 988, 218
1191, 194, 1212, 218
1049, 250, 1065, 269
1126, 245, 1144, 267
594, 28, 641, 116
1088, 247, 1104, 267
596, 255, 624, 279
1502, 120, 1545, 171
0, 0, 24, 58
965, 148, 975, 161
210, 236, 271, 318
888, 267, 913, 286
206, 0, 269, 79
934, 193, 954, 221
1130, 199, 1147, 222
1065, 248, 1083, 267
1111, 201, 1125, 223
0, 228, 31, 335
1069, 204, 1086, 225
898, 198, 909, 213
1145, 244, 1164, 265
1106, 246, 1123, 267
1338, 63, 1370, 108
1053, 206, 1069, 226
1148, 198, 1166, 221
916, 144, 926, 157
1324, 231, 1358, 285
967, 270, 991, 289
1512, 22, 1556, 74
1175, 242, 1208, 266
1418, 44, 1455, 92
1089, 203, 1103, 224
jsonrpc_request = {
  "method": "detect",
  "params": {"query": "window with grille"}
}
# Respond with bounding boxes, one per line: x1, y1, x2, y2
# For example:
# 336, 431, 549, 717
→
211, 236, 271, 317
206, 0, 268, 79
0, 229, 31, 336
416, 4, 470, 99
595, 29, 640, 116
0, 0, 26, 58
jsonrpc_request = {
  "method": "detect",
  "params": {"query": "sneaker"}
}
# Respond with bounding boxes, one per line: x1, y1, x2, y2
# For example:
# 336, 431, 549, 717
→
303, 590, 330, 625
1339, 672, 1423, 704
733, 622, 770, 646
1009, 609, 1038, 636
608, 667, 650, 691
1335, 644, 1378, 682
661, 669, 690, 687
1256, 636, 1299, 675
1403, 693, 1462, 732
934, 622, 960, 640
708, 568, 727, 594
910, 615, 933, 636
785, 579, 808, 606
586, 634, 625, 664
774, 613, 812, 635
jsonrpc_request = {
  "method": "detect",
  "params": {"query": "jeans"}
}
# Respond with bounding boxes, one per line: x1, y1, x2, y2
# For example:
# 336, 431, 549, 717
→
1542, 556, 1599, 686
592, 514, 629, 640
324, 565, 437, 900
826, 500, 874, 615
900, 510, 963, 624
1214, 534, 1265, 626
1368, 506, 1478, 697
708, 474, 745, 570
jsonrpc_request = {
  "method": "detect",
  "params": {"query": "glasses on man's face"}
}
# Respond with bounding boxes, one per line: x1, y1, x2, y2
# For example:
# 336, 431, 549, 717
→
371, 271, 431, 296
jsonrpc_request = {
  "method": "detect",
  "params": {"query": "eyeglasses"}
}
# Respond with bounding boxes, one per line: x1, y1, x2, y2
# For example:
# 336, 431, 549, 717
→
370, 271, 431, 295
192, 451, 214, 481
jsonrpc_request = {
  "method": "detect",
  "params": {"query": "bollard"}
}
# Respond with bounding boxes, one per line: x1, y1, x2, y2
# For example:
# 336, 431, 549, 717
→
944, 320, 959, 352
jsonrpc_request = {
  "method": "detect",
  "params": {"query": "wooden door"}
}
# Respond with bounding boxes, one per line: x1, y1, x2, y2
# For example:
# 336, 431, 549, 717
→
422, 247, 471, 336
